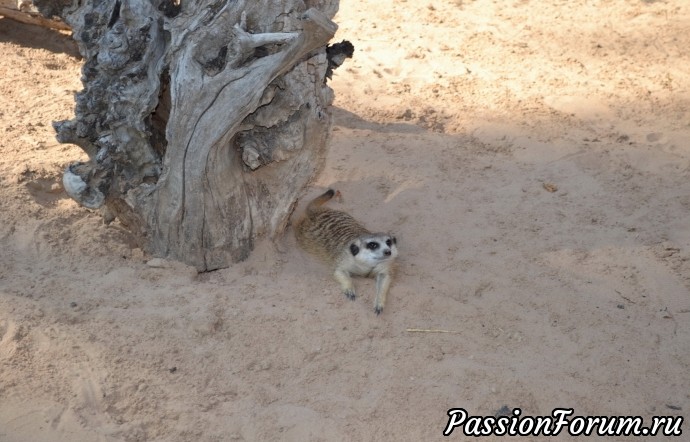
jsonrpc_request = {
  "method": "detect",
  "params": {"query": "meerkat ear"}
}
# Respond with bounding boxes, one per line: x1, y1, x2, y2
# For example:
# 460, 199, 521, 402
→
391, 236, 397, 245
350, 243, 360, 256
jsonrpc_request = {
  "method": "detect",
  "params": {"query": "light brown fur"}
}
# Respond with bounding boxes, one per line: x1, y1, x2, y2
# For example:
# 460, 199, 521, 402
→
295, 189, 398, 315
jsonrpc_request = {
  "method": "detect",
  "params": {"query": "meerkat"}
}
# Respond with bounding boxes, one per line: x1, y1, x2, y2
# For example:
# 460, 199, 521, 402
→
295, 189, 398, 315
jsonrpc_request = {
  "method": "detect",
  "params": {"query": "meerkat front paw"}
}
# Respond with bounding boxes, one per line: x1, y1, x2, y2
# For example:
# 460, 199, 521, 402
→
344, 289, 356, 300
374, 305, 383, 315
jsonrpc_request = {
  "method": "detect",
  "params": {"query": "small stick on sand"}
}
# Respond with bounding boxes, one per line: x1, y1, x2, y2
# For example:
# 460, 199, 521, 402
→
406, 328, 462, 334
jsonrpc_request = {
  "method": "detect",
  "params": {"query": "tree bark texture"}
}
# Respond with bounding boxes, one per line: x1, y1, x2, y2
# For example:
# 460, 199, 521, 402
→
38, 0, 341, 271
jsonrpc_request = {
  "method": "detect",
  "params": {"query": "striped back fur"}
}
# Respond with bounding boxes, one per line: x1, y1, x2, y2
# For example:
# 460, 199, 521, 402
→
296, 189, 370, 264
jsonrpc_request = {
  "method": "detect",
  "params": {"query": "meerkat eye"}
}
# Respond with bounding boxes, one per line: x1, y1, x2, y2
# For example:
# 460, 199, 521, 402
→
386, 239, 392, 247
366, 241, 379, 250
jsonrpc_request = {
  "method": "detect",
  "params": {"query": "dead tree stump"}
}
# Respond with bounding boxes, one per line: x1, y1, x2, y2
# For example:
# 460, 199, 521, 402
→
35, 0, 347, 271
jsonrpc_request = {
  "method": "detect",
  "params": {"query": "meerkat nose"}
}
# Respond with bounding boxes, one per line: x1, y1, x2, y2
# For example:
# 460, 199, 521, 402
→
384, 249, 391, 256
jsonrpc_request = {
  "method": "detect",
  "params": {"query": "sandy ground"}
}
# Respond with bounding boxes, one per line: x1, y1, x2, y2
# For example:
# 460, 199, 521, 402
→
1, 1, 689, 440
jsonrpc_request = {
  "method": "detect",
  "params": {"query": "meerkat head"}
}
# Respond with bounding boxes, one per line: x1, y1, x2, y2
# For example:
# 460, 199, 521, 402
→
349, 234, 398, 266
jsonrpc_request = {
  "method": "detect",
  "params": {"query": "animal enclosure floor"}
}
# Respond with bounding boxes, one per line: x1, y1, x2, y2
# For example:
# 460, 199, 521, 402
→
1, 1, 689, 440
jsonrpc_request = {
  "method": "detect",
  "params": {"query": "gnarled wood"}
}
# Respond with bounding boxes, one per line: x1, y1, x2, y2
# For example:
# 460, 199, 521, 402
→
42, 0, 346, 271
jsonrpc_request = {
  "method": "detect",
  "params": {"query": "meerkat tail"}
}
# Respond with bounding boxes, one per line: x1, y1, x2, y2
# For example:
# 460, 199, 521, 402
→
306, 188, 336, 215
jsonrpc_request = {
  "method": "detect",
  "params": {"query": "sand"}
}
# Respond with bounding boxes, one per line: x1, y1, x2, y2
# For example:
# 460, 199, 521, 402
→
1, 1, 689, 440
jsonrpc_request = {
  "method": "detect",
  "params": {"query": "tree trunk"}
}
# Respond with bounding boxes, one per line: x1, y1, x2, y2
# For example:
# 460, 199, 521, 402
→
37, 0, 343, 271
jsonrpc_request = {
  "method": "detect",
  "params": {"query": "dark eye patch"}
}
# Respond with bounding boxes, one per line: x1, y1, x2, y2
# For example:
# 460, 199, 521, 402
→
366, 241, 379, 250
385, 239, 392, 247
